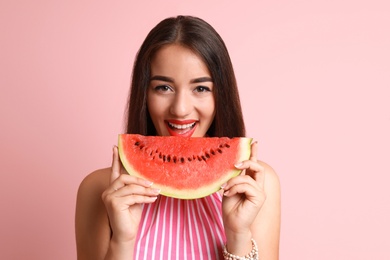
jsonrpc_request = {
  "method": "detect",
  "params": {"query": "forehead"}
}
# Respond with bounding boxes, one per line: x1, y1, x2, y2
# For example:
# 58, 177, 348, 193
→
150, 44, 210, 77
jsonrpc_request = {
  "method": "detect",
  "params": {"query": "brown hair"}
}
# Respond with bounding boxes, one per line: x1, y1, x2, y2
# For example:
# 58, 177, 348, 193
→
125, 15, 246, 138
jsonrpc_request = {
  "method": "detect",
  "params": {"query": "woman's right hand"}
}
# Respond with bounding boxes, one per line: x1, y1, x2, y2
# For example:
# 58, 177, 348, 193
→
101, 146, 160, 243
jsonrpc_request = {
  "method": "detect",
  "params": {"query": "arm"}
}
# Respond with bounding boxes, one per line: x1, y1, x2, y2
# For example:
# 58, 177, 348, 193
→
252, 162, 281, 259
75, 168, 112, 259
75, 147, 160, 260
222, 142, 281, 260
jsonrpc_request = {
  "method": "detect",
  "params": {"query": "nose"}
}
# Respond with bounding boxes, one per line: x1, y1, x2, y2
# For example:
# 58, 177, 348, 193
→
169, 91, 192, 117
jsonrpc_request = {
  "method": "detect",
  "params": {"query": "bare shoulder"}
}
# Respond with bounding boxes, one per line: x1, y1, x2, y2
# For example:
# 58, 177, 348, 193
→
77, 168, 111, 198
254, 161, 281, 259
76, 167, 111, 224
258, 161, 281, 192
75, 168, 112, 259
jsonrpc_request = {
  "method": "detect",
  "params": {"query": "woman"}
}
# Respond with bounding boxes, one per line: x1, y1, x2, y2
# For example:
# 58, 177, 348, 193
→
76, 15, 280, 260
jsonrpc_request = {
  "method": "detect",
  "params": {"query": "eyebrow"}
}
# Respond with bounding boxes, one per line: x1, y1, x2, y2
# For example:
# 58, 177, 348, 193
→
191, 77, 213, 83
150, 75, 213, 83
150, 75, 174, 82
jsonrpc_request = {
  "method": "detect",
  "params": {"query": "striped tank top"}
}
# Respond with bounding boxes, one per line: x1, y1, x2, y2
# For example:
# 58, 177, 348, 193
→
133, 192, 226, 259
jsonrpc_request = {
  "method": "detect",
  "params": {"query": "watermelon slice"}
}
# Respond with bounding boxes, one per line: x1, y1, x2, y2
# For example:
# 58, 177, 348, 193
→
118, 134, 252, 199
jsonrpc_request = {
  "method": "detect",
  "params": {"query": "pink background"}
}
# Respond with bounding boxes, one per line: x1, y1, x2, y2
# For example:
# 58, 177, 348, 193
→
1, 1, 389, 259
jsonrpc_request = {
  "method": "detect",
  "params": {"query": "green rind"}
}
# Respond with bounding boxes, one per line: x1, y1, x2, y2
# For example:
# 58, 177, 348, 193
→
118, 135, 253, 199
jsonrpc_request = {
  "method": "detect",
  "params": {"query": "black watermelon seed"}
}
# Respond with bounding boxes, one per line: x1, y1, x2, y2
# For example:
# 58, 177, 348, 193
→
159, 152, 162, 159
225, 143, 230, 148
139, 145, 144, 150
135, 141, 140, 146
201, 155, 207, 161
173, 156, 177, 163
205, 152, 210, 158
210, 149, 215, 155
180, 157, 185, 163
167, 155, 171, 162
219, 144, 223, 148
188, 157, 192, 162
217, 149, 223, 154
163, 155, 166, 162
197, 156, 202, 161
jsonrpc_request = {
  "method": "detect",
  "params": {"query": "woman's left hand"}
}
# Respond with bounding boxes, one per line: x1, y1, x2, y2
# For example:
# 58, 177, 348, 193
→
222, 141, 266, 235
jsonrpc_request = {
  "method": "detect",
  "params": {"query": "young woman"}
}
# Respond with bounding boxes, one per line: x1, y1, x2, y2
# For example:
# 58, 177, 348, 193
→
75, 15, 281, 260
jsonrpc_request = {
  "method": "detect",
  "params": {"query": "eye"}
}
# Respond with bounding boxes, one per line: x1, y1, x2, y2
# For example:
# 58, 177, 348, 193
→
154, 85, 173, 92
194, 86, 212, 93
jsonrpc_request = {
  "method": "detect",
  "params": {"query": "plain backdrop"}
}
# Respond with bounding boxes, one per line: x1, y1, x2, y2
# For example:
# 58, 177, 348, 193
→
1, 0, 389, 259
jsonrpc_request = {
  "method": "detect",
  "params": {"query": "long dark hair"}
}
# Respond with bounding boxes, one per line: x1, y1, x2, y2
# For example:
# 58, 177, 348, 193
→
125, 15, 246, 138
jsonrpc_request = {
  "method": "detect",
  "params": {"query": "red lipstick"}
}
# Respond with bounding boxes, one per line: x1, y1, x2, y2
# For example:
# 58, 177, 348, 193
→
165, 120, 197, 137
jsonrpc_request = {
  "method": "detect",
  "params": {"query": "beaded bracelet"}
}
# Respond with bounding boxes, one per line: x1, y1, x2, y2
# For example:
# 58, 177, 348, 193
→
222, 238, 259, 260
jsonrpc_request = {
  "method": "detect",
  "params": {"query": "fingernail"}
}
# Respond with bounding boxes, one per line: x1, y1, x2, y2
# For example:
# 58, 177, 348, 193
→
145, 180, 153, 186
223, 190, 230, 196
234, 162, 243, 168
220, 183, 227, 189
152, 188, 161, 194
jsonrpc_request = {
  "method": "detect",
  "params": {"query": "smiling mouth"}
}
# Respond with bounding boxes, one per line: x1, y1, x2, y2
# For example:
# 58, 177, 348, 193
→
165, 120, 197, 137
167, 122, 196, 130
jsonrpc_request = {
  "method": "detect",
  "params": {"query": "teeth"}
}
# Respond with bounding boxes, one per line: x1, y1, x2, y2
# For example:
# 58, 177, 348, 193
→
168, 122, 196, 129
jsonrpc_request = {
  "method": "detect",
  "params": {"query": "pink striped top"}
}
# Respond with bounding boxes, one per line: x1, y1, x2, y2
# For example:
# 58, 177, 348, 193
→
133, 192, 226, 260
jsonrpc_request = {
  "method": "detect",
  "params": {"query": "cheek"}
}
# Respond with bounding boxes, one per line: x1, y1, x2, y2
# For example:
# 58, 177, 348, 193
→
204, 98, 216, 118
147, 91, 158, 115
147, 94, 167, 123
147, 102, 160, 121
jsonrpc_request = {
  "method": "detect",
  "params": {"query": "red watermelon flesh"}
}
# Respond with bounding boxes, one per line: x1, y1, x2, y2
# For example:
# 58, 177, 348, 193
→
118, 134, 252, 199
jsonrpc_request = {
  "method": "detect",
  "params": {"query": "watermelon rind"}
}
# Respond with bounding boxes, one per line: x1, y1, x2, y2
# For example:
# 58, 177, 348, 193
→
118, 135, 252, 199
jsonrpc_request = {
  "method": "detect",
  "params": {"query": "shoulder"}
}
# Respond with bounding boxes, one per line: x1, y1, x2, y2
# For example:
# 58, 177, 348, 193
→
76, 168, 114, 212
76, 168, 111, 219
253, 161, 281, 257
75, 168, 112, 258
258, 161, 281, 192
77, 168, 111, 197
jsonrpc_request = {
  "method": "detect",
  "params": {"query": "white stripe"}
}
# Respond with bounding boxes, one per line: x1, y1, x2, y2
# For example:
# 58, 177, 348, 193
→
134, 194, 224, 259
175, 199, 181, 260
212, 194, 225, 258
186, 201, 195, 259
134, 204, 148, 260
167, 197, 174, 260
149, 197, 162, 259
209, 194, 225, 245
209, 194, 226, 258
195, 199, 212, 259
198, 197, 220, 259
159, 197, 168, 260
190, 201, 204, 260
183, 201, 187, 260
143, 201, 159, 260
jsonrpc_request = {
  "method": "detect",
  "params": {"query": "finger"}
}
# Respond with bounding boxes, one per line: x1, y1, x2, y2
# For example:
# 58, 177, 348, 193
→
234, 159, 264, 175
254, 165, 266, 187
103, 193, 158, 211
110, 146, 121, 183
234, 141, 258, 173
223, 182, 259, 198
250, 141, 258, 161
111, 174, 153, 192
223, 174, 259, 190
115, 194, 159, 206
114, 184, 160, 197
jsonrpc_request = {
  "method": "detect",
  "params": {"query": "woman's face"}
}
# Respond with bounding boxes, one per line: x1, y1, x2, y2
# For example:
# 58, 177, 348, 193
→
147, 44, 215, 137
